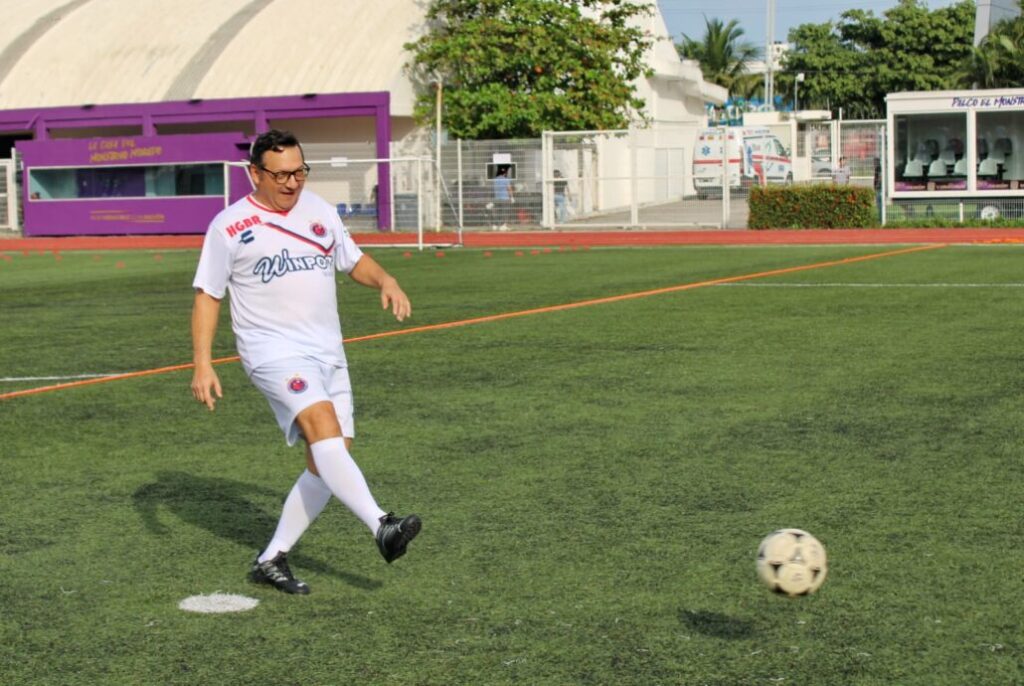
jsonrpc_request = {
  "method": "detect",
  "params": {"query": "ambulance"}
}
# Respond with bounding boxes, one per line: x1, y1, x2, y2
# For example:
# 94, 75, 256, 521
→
693, 127, 793, 197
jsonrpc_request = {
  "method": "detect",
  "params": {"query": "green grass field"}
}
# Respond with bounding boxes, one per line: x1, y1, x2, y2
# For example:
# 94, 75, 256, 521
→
1, 243, 1022, 685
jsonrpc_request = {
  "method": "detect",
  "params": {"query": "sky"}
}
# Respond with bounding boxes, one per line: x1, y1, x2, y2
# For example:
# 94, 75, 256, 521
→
657, 0, 962, 49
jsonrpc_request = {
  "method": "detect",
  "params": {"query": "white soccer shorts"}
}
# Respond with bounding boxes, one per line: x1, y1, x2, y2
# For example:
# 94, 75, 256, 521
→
249, 357, 355, 446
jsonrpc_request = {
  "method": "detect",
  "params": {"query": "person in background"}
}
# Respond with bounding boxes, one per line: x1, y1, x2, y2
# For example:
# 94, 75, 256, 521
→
833, 157, 851, 185
492, 165, 514, 230
553, 170, 571, 224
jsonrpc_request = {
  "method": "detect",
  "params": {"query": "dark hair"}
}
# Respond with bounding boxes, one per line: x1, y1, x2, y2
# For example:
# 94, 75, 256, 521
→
249, 129, 303, 166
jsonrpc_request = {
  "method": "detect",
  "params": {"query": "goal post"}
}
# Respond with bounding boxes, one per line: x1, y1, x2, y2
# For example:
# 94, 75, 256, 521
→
231, 156, 460, 251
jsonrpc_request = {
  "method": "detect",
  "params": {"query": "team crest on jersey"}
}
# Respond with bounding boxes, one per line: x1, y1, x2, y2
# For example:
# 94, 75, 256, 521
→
286, 375, 308, 394
310, 221, 327, 238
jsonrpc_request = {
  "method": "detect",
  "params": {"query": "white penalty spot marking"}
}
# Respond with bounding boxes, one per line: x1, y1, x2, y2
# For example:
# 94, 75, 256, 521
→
179, 593, 259, 614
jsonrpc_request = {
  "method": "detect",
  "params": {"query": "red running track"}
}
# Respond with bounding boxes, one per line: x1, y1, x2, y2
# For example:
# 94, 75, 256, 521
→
2, 228, 1024, 252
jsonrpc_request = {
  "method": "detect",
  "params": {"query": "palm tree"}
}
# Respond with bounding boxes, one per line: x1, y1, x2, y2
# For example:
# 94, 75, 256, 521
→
676, 17, 762, 100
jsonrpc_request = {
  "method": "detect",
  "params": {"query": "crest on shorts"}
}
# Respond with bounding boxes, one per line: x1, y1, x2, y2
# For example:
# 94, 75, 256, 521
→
310, 221, 327, 238
286, 375, 308, 394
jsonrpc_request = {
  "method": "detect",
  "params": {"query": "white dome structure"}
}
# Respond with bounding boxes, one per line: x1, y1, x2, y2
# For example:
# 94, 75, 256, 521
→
0, 0, 721, 118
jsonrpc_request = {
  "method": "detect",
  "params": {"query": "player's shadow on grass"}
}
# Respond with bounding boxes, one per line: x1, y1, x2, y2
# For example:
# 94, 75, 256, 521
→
678, 609, 755, 639
132, 470, 381, 591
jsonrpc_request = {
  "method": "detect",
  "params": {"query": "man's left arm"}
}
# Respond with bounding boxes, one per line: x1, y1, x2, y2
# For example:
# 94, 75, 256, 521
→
349, 254, 412, 322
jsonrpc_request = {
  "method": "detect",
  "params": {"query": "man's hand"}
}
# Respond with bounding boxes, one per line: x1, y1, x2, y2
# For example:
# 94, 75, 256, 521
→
191, 362, 222, 411
380, 277, 412, 322
191, 290, 223, 411
349, 255, 412, 322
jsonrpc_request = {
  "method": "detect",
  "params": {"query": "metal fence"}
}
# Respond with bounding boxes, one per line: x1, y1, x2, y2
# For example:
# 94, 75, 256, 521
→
838, 120, 885, 187
438, 137, 541, 230
15, 116, 1012, 238
433, 124, 716, 231
303, 122, 889, 235
542, 126, 703, 228
299, 142, 453, 247
791, 119, 885, 187
0, 158, 17, 233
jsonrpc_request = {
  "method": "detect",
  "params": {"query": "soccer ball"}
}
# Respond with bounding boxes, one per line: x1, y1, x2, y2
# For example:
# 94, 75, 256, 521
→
756, 528, 828, 597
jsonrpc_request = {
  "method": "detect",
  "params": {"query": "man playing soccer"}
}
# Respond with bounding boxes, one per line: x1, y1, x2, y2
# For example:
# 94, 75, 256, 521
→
190, 129, 421, 594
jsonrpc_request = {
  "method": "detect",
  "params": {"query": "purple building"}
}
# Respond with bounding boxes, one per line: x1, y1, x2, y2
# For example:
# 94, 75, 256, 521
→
1, 93, 393, 235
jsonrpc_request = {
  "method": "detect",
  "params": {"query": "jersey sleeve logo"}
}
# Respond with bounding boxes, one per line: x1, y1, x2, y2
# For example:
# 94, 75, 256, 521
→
226, 215, 261, 239
286, 375, 308, 394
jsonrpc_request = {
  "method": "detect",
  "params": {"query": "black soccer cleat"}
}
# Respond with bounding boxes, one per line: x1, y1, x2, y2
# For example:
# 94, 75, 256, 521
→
375, 512, 422, 564
250, 552, 310, 595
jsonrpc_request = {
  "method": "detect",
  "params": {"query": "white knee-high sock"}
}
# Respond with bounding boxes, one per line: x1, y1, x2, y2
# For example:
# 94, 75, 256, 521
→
310, 437, 386, 534
258, 469, 333, 562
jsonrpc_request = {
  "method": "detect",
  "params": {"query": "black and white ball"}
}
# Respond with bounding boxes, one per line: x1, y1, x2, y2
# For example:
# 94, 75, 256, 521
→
756, 528, 828, 597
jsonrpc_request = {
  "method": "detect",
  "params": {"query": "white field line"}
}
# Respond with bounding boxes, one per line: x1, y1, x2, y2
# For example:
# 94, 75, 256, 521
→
715, 283, 1024, 288
0, 373, 125, 382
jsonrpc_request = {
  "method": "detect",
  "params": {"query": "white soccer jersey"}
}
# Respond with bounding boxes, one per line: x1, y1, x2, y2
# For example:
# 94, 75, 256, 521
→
192, 191, 364, 373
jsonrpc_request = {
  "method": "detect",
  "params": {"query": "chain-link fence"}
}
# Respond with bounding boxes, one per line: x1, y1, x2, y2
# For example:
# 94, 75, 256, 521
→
838, 120, 885, 188
791, 119, 884, 187
297, 142, 448, 247
438, 138, 542, 230
542, 125, 705, 228
796, 121, 834, 182
885, 195, 1024, 223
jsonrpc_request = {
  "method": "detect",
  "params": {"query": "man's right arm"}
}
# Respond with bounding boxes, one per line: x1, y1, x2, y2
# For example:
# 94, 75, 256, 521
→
191, 289, 223, 411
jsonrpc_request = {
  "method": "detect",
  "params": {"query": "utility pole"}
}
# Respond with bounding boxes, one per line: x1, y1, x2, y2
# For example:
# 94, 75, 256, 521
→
765, 0, 775, 110
434, 76, 443, 232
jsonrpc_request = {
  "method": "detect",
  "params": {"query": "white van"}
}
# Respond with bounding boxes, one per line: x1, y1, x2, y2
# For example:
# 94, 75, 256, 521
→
693, 127, 793, 197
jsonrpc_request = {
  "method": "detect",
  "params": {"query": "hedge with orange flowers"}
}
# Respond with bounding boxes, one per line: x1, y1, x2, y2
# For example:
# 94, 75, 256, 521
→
748, 184, 877, 229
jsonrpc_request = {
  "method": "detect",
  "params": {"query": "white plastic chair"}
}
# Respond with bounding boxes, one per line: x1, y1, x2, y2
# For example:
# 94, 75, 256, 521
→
904, 160, 924, 177
928, 160, 946, 177
978, 158, 1000, 177
986, 150, 1006, 165
953, 158, 967, 176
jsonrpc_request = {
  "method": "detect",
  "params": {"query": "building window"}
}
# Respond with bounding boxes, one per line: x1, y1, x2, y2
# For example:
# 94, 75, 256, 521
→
28, 163, 225, 200
893, 113, 967, 191
976, 110, 1022, 191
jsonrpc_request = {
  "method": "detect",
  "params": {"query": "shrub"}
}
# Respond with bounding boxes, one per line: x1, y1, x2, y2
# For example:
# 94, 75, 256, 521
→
748, 184, 877, 229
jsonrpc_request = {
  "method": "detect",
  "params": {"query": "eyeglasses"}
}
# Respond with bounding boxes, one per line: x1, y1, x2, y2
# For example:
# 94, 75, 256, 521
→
259, 164, 311, 184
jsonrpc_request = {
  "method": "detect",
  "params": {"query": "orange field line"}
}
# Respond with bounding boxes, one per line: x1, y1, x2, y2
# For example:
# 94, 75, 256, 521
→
0, 243, 946, 402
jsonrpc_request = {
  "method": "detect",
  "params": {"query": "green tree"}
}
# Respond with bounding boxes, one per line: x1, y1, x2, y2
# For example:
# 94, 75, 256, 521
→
958, 1, 1024, 88
782, 0, 976, 118
676, 17, 761, 101
778, 22, 870, 115
404, 0, 653, 139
